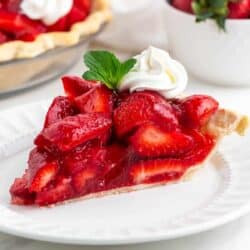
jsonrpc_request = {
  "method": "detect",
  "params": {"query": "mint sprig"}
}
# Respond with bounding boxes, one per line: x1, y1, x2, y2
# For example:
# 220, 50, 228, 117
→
82, 50, 136, 90
192, 0, 229, 30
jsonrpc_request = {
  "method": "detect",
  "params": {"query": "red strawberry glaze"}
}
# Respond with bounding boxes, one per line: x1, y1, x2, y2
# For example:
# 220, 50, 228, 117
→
0, 0, 91, 43
10, 76, 218, 206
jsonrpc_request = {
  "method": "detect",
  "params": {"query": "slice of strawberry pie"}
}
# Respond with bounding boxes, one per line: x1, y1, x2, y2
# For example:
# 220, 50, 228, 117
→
10, 47, 249, 206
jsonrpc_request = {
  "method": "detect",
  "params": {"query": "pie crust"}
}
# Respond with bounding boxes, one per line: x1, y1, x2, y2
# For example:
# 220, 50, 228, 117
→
0, 0, 112, 62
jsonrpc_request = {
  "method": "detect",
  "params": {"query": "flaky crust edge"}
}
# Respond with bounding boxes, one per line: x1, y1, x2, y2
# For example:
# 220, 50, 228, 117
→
0, 0, 112, 62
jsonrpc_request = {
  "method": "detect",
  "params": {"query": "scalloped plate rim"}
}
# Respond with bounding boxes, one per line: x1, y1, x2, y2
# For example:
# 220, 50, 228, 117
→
0, 100, 249, 245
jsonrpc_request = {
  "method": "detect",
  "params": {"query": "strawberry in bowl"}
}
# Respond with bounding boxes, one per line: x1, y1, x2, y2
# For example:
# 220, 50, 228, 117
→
171, 0, 250, 28
10, 47, 248, 206
165, 0, 250, 86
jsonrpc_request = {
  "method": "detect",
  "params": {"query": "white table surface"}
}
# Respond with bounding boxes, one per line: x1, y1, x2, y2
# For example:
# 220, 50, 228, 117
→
0, 47, 250, 250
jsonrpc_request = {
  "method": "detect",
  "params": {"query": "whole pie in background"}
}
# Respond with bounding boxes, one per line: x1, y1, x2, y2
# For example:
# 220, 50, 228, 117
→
0, 0, 111, 62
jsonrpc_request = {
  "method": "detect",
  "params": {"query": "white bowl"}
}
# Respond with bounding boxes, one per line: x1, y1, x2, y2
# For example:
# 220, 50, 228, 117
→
165, 1, 250, 86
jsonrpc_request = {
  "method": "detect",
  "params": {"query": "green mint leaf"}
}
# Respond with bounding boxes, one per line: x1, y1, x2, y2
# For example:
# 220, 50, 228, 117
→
82, 50, 136, 90
83, 71, 113, 89
118, 58, 137, 85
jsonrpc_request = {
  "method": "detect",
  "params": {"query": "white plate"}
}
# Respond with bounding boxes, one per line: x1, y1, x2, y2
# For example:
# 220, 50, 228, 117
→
0, 101, 249, 245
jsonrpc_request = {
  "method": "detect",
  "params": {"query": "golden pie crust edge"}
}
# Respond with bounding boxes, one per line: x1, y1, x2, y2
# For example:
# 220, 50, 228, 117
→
0, 0, 112, 62
49, 109, 249, 207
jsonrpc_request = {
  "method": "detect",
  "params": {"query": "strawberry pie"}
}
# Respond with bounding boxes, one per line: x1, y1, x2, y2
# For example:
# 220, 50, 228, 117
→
10, 47, 249, 206
0, 0, 111, 62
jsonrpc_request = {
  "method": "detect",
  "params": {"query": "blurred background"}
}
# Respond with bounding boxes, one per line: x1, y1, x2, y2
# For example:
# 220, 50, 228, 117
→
96, 0, 167, 51
0, 0, 169, 107
0, 0, 249, 109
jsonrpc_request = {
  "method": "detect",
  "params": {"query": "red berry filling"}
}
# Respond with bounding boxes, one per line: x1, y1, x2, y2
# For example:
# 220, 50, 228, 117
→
0, 0, 91, 44
10, 76, 219, 206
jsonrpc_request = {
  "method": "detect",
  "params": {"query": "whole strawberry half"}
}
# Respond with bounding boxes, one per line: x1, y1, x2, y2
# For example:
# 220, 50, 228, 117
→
44, 96, 77, 128
113, 91, 178, 137
62, 76, 98, 98
35, 113, 112, 152
228, 0, 250, 18
74, 85, 114, 115
181, 95, 219, 129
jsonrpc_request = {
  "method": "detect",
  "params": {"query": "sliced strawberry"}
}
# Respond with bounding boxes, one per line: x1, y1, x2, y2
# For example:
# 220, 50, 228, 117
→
48, 0, 90, 32
172, 0, 193, 13
27, 148, 59, 193
35, 113, 112, 151
113, 91, 178, 137
130, 128, 216, 184
27, 148, 53, 177
130, 123, 194, 158
62, 76, 98, 98
114, 92, 151, 137
35, 177, 74, 206
130, 159, 185, 184
183, 129, 215, 165
63, 141, 106, 175
68, 5, 88, 26
104, 149, 136, 189
48, 16, 68, 32
74, 85, 114, 114
10, 175, 35, 205
72, 167, 97, 193
74, 0, 91, 13
29, 161, 59, 193
0, 11, 46, 41
228, 0, 250, 18
169, 98, 184, 121
44, 96, 77, 128
68, 144, 126, 193
135, 90, 167, 103
104, 143, 127, 173
181, 95, 219, 128
153, 103, 179, 131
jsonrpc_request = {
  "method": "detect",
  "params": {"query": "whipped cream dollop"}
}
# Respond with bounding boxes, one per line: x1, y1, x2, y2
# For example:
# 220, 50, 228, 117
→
21, 0, 73, 25
119, 46, 188, 98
